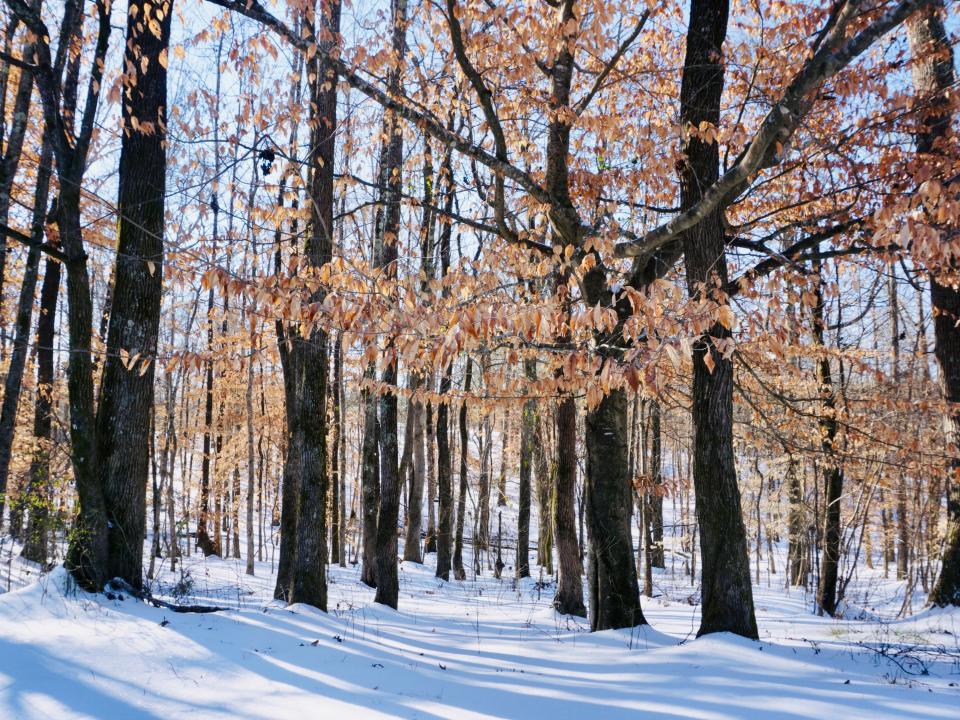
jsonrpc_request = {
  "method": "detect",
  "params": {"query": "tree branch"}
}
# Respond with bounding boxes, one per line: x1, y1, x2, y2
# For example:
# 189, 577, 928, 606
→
574, 10, 650, 116
614, 0, 935, 259
206, 0, 551, 206
0, 223, 71, 264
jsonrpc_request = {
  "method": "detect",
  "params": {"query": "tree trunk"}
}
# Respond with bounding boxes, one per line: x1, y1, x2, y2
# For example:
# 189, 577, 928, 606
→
425, 400, 437, 554
373, 0, 407, 608
0, 131, 52, 523
330, 333, 342, 566
288, 0, 341, 610
434, 160, 454, 579
906, 2, 959, 607
245, 340, 256, 575
679, 0, 757, 639
649, 398, 665, 568
93, 0, 171, 589
553, 396, 585, 616
0, 20, 37, 299
452, 357, 473, 581
22, 244, 61, 565
435, 369, 453, 580
812, 259, 844, 617
585, 389, 646, 630
403, 397, 425, 562
516, 361, 534, 580
786, 458, 806, 586
535, 418, 553, 574
360, 369, 380, 587
477, 405, 492, 553
497, 409, 509, 506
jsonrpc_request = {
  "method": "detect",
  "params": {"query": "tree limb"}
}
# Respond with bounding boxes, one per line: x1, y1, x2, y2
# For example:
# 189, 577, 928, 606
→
206, 0, 551, 206
614, 0, 935, 259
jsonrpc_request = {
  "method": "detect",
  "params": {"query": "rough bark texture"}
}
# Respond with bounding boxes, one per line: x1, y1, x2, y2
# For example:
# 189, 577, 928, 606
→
585, 390, 645, 630
272, 81, 302, 600
95, 0, 171, 589
812, 260, 844, 616
553, 397, 585, 616
786, 458, 807, 586
403, 398, 425, 562
435, 370, 453, 580
907, 1, 960, 607
477, 406, 492, 552
535, 419, 553, 574
516, 364, 535, 580
425, 400, 438, 554
288, 0, 341, 610
434, 178, 454, 580
648, 398, 665, 568
330, 334, 342, 566
679, 0, 758, 639
452, 357, 473, 581
372, 0, 407, 608
360, 370, 380, 588
197, 288, 218, 557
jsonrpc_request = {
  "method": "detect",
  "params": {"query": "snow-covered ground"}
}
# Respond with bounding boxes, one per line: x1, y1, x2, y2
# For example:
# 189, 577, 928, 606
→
0, 539, 957, 720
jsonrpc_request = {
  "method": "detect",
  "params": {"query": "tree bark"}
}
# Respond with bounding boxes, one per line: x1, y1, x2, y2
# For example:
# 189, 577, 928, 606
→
553, 396, 585, 616
360, 368, 380, 587
0, 16, 37, 299
93, 0, 171, 589
811, 258, 844, 617
288, 0, 341, 610
0, 130, 52, 523
373, 0, 407, 608
516, 361, 535, 580
403, 397, 425, 562
452, 357, 473, 581
649, 398, 665, 568
585, 389, 645, 630
330, 332, 342, 566
21, 229, 60, 566
679, 0, 757, 639
907, 0, 960, 607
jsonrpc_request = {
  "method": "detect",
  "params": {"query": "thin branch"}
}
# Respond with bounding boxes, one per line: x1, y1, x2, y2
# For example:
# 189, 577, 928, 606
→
206, 0, 551, 207
574, 11, 650, 116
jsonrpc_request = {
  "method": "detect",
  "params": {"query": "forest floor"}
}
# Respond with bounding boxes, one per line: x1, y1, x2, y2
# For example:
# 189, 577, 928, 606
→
0, 538, 958, 719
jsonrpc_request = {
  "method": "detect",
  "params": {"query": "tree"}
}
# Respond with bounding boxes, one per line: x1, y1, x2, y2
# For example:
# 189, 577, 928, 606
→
373, 0, 409, 609
907, 0, 960, 608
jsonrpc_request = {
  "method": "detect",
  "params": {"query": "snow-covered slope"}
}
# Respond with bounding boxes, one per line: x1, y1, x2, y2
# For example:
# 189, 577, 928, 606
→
0, 551, 957, 719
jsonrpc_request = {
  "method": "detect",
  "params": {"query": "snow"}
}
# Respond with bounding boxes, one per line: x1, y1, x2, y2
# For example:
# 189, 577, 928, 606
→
0, 546, 957, 719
